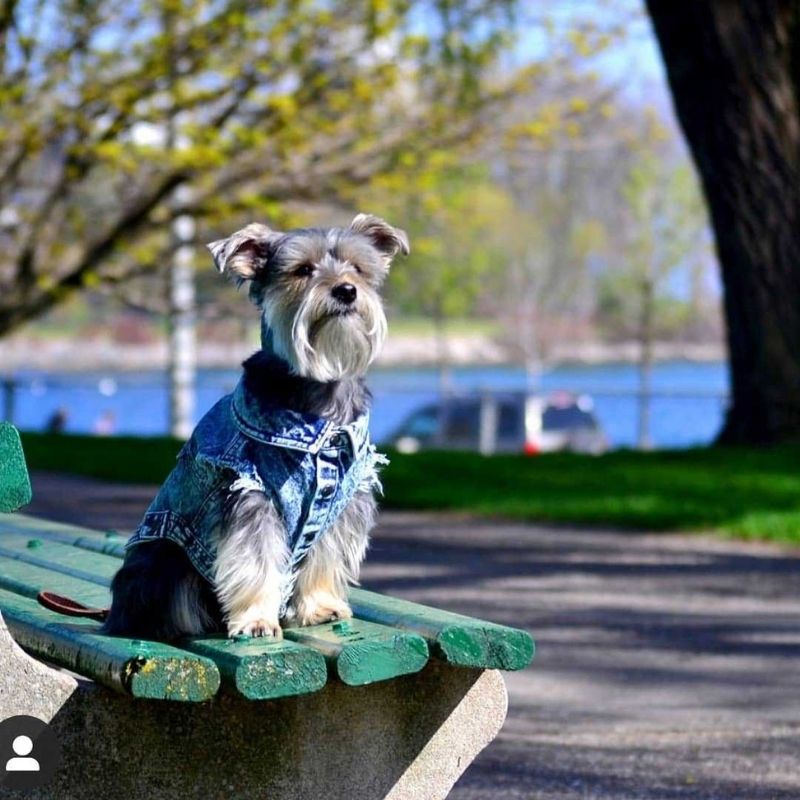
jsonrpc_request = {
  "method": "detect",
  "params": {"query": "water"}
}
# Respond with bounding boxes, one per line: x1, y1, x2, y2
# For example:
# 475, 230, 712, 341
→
6, 361, 729, 449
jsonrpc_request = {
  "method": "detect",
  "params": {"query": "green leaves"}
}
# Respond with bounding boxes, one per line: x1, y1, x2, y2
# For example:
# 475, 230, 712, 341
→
357, 160, 516, 321
0, 0, 526, 335
600, 147, 709, 340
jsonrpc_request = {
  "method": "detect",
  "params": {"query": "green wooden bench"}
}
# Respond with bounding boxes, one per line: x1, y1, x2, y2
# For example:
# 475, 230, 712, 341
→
0, 422, 534, 800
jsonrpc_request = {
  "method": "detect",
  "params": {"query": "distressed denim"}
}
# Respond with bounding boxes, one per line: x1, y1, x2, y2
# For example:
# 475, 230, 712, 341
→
125, 377, 386, 616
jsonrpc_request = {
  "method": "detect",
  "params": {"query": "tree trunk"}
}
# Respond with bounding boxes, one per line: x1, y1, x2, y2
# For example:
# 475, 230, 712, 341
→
637, 272, 655, 450
432, 300, 453, 398
166, 194, 197, 440
646, 0, 800, 444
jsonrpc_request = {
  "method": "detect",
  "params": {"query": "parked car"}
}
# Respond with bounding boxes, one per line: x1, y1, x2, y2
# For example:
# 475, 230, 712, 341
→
390, 391, 608, 455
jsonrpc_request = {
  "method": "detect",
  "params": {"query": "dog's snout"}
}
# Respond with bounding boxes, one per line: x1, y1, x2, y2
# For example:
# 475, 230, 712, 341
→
332, 283, 357, 305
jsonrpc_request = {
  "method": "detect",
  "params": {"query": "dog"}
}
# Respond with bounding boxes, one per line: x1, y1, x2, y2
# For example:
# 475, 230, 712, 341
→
103, 213, 409, 640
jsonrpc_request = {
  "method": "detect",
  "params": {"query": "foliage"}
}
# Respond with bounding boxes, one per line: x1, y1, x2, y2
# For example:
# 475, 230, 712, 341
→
19, 430, 800, 544
597, 135, 709, 341
0, 0, 520, 335
359, 160, 517, 322
488, 178, 607, 369
475, 96, 714, 369
0, 0, 722, 360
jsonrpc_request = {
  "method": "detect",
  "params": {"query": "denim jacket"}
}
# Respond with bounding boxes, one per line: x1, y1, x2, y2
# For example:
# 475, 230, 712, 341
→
125, 360, 386, 617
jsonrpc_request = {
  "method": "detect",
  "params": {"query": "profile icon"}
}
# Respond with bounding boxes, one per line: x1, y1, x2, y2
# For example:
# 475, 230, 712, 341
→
5, 735, 40, 772
0, 715, 60, 790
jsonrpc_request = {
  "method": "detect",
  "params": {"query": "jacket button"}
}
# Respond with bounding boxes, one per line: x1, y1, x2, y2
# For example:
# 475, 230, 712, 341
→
329, 432, 347, 449
319, 485, 335, 499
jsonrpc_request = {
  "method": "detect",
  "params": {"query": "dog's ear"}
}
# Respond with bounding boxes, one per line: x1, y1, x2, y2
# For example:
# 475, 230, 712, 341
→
349, 213, 410, 261
206, 223, 282, 283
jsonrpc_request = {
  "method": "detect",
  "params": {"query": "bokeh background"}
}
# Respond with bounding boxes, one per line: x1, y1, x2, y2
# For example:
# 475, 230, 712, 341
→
1, 0, 724, 450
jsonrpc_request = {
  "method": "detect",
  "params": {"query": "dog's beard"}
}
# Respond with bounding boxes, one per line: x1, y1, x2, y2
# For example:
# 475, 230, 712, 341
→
264, 286, 386, 382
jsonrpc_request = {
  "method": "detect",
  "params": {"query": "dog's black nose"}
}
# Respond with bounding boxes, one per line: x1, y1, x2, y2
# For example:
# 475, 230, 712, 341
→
332, 283, 357, 305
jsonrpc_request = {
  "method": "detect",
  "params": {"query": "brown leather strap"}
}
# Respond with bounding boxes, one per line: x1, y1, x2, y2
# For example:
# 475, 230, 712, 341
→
37, 591, 109, 622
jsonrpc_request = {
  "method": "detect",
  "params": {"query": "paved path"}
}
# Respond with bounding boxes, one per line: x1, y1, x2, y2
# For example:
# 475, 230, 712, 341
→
25, 471, 800, 799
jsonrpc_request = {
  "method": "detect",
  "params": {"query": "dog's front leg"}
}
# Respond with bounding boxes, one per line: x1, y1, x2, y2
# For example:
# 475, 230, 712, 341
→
288, 491, 376, 627
214, 490, 289, 638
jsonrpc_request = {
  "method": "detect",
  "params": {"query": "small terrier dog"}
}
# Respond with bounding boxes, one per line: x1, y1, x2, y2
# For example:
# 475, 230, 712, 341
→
104, 214, 409, 640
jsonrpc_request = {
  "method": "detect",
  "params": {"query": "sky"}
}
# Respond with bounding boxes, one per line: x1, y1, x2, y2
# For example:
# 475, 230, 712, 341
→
517, 2, 716, 302
516, 1, 673, 108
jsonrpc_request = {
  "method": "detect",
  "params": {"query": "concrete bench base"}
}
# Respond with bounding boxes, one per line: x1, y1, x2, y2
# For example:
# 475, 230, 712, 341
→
0, 611, 507, 800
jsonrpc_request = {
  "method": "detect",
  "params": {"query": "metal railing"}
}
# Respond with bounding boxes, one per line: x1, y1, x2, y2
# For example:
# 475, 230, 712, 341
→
1, 373, 729, 451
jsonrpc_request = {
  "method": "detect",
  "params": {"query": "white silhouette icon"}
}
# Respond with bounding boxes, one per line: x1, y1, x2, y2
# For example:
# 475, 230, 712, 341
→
5, 735, 40, 772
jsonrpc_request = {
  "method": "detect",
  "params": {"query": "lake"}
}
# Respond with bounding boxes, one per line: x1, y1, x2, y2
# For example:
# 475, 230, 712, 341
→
7, 360, 729, 449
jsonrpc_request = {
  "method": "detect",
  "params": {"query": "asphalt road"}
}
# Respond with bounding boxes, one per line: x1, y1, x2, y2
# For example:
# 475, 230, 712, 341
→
26, 471, 800, 799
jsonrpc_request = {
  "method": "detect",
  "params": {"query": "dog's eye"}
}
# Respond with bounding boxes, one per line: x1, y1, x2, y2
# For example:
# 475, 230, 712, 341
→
351, 263, 363, 274
294, 263, 315, 278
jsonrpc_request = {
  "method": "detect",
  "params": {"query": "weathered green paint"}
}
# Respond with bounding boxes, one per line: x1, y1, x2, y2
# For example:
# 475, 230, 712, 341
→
184, 635, 328, 699
0, 552, 111, 605
0, 514, 132, 560
0, 588, 220, 701
1, 514, 533, 678
349, 588, 535, 670
0, 512, 102, 539
0, 424, 32, 512
0, 540, 114, 586
0, 532, 429, 688
283, 618, 428, 686
74, 535, 129, 557
0, 538, 330, 700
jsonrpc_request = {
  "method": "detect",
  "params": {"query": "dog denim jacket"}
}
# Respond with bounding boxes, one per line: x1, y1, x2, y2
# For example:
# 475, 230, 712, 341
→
125, 376, 386, 617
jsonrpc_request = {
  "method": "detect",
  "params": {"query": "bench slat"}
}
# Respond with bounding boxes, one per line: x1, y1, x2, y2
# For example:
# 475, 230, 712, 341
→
0, 513, 108, 540
0, 535, 329, 700
283, 618, 428, 686
0, 532, 429, 688
0, 513, 125, 555
349, 588, 535, 670
0, 540, 112, 586
2, 521, 434, 685
2, 515, 534, 670
185, 635, 327, 700
0, 588, 220, 701
0, 424, 32, 512
0, 553, 110, 604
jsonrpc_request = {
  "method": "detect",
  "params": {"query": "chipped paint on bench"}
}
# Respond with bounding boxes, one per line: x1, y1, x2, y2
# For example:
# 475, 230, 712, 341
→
0, 513, 535, 674
0, 588, 220, 701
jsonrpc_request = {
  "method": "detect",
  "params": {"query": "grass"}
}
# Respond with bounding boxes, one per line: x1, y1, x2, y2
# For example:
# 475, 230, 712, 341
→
381, 446, 800, 545
21, 432, 184, 486
19, 432, 800, 545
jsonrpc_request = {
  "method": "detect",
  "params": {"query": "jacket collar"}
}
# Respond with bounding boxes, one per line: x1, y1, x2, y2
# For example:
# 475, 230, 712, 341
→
231, 355, 370, 455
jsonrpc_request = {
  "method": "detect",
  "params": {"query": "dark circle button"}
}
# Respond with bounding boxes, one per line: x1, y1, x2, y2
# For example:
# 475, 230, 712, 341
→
328, 433, 347, 449
0, 714, 61, 792
319, 485, 335, 499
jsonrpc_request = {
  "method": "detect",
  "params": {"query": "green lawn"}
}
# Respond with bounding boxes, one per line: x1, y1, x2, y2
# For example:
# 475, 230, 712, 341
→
19, 432, 800, 545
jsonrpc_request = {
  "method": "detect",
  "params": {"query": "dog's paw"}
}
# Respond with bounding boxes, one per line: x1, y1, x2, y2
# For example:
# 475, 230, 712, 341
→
289, 593, 353, 627
227, 615, 283, 639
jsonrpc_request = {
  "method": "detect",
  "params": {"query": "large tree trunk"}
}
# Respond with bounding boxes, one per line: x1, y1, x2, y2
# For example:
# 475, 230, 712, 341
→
645, 1, 800, 444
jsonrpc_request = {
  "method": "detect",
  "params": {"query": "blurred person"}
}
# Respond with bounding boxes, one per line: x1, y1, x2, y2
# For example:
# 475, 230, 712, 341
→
44, 407, 69, 434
